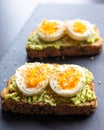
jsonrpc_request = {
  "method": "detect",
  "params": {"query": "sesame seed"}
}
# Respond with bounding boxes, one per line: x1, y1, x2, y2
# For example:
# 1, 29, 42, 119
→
14, 61, 17, 65
98, 81, 102, 84
90, 56, 94, 60
3, 79, 6, 82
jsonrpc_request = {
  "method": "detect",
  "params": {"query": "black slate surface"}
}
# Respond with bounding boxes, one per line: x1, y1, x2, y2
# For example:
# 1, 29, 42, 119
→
0, 4, 104, 130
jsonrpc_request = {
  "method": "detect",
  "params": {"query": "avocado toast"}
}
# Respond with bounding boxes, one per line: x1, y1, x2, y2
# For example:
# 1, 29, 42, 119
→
26, 19, 103, 59
1, 62, 97, 115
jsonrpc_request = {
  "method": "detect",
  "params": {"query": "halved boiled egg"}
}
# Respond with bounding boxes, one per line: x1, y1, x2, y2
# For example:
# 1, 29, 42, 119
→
15, 63, 53, 96
66, 19, 92, 40
36, 19, 66, 42
50, 65, 86, 97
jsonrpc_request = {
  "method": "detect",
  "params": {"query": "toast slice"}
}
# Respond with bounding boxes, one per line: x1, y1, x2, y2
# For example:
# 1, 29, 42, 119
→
1, 63, 98, 115
26, 27, 103, 59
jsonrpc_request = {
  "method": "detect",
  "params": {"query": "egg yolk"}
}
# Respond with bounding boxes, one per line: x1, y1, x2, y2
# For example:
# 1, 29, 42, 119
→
72, 21, 87, 34
22, 65, 49, 88
57, 67, 82, 90
38, 19, 59, 35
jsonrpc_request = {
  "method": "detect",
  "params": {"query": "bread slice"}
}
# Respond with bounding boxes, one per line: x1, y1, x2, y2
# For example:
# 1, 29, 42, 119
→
1, 86, 97, 115
26, 28, 103, 59
1, 97, 97, 115
1, 63, 98, 115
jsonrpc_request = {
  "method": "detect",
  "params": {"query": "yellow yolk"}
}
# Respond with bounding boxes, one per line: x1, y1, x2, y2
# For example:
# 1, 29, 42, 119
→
72, 21, 87, 34
57, 67, 82, 90
38, 19, 59, 35
21, 65, 48, 88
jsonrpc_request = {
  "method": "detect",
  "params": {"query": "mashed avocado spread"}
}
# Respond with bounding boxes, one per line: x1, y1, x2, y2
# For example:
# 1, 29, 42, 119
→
26, 30, 99, 50
5, 68, 96, 106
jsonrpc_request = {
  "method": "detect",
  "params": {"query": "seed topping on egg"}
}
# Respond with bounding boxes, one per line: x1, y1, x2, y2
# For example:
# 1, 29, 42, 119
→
66, 19, 92, 40
15, 63, 54, 96
72, 21, 87, 34
50, 65, 86, 97
21, 65, 47, 88
36, 19, 66, 42
38, 19, 59, 35
57, 67, 83, 90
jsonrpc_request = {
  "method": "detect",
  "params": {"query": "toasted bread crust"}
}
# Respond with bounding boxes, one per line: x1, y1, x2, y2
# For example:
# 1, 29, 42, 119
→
1, 77, 98, 115
26, 40, 103, 59
1, 96, 97, 115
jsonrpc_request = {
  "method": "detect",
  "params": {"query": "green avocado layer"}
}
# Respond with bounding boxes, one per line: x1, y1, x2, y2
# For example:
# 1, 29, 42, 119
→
5, 68, 96, 106
26, 28, 100, 50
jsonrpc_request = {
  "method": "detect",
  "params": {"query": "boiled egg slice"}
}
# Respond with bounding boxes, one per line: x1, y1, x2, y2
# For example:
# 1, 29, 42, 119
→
66, 19, 92, 40
50, 65, 86, 97
36, 19, 66, 42
15, 63, 53, 96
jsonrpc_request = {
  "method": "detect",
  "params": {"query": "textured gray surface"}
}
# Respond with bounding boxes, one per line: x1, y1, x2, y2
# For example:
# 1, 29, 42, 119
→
0, 4, 104, 130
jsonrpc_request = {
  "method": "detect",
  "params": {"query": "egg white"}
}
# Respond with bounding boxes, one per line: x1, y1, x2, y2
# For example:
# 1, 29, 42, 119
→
66, 19, 93, 40
50, 65, 86, 97
36, 20, 66, 42
15, 63, 50, 96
